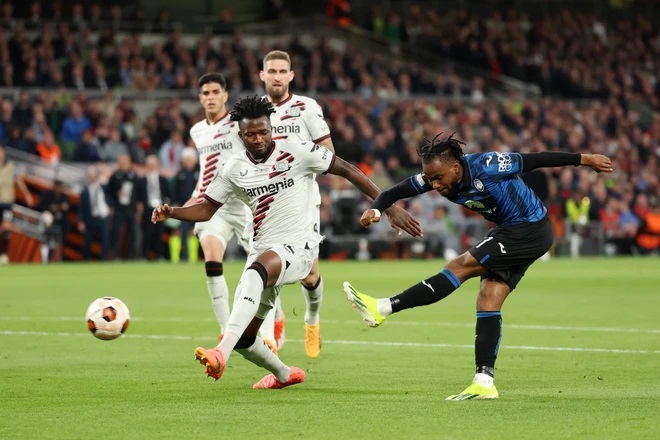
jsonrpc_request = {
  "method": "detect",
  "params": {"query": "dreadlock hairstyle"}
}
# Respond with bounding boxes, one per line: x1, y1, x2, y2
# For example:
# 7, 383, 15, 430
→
416, 132, 466, 164
230, 95, 275, 122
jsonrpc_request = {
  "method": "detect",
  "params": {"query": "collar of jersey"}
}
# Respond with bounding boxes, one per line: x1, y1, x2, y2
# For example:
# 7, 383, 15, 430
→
205, 111, 229, 125
275, 93, 293, 106
245, 141, 276, 164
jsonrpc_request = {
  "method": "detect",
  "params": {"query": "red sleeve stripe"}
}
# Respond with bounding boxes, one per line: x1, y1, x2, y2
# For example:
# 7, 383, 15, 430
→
204, 194, 223, 206
313, 134, 331, 144
323, 154, 337, 174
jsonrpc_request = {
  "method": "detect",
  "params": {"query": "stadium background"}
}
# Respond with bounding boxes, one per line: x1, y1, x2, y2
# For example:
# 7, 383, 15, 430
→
1, 2, 659, 439
1, 0, 658, 263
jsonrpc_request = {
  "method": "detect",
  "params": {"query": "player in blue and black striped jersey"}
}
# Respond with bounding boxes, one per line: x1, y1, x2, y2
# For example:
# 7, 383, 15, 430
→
344, 133, 613, 400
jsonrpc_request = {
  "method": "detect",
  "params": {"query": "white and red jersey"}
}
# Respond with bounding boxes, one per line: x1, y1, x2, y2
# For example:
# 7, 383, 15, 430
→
204, 140, 336, 251
267, 93, 331, 208
189, 113, 247, 215
267, 93, 331, 144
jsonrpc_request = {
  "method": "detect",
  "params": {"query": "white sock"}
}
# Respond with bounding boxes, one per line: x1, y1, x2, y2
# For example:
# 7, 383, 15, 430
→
303, 277, 323, 325
207, 275, 230, 331
236, 336, 291, 382
218, 268, 264, 361
377, 298, 393, 317
474, 373, 494, 388
274, 294, 284, 321
260, 305, 276, 343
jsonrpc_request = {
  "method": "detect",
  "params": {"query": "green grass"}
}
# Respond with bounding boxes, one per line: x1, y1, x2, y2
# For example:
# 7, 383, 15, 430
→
1, 258, 658, 439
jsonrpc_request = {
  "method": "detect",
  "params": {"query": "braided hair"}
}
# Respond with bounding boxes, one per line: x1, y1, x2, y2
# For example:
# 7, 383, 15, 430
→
416, 132, 465, 164
230, 95, 275, 122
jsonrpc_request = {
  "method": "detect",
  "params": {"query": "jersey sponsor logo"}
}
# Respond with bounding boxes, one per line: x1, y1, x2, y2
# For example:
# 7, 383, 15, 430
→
496, 152, 512, 172
240, 178, 295, 198
198, 141, 233, 155
272, 123, 302, 135
474, 179, 484, 191
464, 200, 485, 210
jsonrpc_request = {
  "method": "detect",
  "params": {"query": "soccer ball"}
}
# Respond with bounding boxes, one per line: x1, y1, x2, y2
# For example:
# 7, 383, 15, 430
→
85, 297, 130, 340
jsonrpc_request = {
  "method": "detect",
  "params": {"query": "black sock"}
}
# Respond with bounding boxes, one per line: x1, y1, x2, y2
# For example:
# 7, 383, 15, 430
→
390, 269, 461, 313
475, 311, 502, 378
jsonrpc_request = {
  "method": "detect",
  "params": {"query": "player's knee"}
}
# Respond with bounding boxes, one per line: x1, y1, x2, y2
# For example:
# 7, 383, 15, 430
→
301, 273, 321, 290
235, 334, 257, 349
445, 252, 486, 280
247, 262, 268, 288
205, 261, 223, 277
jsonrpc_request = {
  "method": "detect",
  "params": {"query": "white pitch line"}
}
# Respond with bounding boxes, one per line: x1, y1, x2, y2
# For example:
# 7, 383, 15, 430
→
1, 316, 659, 335
1, 330, 658, 355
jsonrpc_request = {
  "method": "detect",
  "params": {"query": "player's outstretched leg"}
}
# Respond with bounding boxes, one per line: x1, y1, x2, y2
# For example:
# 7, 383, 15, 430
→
235, 335, 305, 389
343, 281, 386, 327
344, 268, 464, 327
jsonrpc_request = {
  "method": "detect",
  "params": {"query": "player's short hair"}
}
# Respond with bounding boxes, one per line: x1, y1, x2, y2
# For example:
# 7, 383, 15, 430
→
198, 72, 227, 90
417, 132, 465, 164
263, 50, 291, 70
230, 95, 275, 122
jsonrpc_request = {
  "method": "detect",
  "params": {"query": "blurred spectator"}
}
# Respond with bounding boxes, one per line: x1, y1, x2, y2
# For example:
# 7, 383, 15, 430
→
171, 147, 198, 262
107, 154, 140, 260
72, 129, 101, 162
60, 100, 91, 145
139, 154, 171, 260
35, 131, 61, 165
0, 145, 33, 261
78, 165, 110, 260
213, 9, 235, 34
36, 179, 70, 250
327, 0, 352, 27
158, 130, 185, 169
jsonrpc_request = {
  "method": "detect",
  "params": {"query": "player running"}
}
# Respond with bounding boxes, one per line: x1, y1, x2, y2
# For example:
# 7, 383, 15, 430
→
152, 96, 421, 389
344, 133, 613, 400
259, 50, 334, 358
185, 73, 256, 345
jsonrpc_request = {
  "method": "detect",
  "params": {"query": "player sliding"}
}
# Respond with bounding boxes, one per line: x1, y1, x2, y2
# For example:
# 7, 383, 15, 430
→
152, 96, 421, 389
344, 133, 613, 400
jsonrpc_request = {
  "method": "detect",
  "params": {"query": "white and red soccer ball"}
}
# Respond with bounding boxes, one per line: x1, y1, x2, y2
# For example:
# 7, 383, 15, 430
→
85, 297, 130, 340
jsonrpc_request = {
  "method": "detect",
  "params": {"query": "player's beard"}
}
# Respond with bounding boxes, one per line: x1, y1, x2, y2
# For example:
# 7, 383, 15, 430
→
266, 84, 288, 103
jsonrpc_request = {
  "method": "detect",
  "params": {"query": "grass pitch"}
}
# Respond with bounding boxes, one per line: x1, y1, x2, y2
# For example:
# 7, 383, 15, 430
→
1, 258, 658, 439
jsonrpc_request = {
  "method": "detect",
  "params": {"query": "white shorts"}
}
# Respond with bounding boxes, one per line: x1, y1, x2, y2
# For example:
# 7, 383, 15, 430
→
242, 243, 318, 319
194, 203, 251, 253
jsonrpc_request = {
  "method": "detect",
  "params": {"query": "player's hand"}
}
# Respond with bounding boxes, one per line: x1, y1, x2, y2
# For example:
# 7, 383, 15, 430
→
360, 208, 382, 227
581, 154, 613, 173
151, 204, 173, 224
384, 205, 424, 238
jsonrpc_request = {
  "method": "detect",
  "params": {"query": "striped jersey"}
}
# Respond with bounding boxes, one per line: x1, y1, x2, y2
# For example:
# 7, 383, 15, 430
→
204, 140, 335, 251
410, 152, 547, 225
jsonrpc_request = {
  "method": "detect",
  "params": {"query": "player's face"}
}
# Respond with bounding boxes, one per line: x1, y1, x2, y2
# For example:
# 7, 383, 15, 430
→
199, 82, 228, 117
260, 59, 295, 102
239, 116, 273, 159
422, 158, 462, 197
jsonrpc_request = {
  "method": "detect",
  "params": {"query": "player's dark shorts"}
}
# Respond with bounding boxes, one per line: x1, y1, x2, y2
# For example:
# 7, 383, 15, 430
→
468, 216, 554, 291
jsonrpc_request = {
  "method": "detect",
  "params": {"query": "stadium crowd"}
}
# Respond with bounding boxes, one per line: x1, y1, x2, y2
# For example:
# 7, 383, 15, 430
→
0, 2, 658, 260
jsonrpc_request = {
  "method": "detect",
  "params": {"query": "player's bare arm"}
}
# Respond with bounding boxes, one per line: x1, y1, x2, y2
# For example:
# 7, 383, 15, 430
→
329, 156, 423, 237
152, 199, 222, 224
